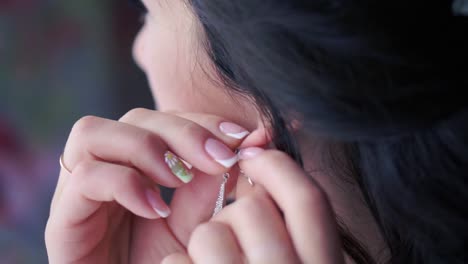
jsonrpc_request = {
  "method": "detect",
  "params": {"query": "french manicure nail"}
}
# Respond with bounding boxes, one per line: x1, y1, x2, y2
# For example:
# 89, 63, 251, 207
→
205, 138, 238, 168
164, 151, 193, 183
219, 122, 250, 139
145, 189, 171, 218
238, 147, 265, 160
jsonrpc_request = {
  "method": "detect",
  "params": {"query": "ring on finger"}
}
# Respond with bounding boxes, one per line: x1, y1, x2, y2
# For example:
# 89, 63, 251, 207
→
59, 154, 72, 174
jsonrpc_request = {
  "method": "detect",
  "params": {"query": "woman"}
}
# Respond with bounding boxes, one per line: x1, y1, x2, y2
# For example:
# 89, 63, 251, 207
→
45, 0, 468, 263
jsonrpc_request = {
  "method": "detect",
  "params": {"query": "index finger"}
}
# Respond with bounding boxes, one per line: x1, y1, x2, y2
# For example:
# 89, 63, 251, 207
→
119, 108, 246, 175
238, 148, 344, 264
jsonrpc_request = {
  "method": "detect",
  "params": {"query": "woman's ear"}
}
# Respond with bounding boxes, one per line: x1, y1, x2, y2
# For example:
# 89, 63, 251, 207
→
239, 123, 272, 149
239, 114, 303, 149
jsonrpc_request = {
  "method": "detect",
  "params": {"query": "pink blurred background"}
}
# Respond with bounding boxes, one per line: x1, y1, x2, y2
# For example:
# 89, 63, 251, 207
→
0, 1, 153, 263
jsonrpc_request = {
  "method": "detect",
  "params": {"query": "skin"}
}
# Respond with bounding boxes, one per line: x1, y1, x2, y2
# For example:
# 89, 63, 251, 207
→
45, 0, 385, 263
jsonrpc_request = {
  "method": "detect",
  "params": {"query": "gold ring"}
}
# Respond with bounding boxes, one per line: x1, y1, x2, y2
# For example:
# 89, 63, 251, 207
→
59, 154, 72, 174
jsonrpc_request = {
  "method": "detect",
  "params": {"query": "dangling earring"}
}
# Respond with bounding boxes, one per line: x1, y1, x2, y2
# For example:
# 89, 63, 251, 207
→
212, 172, 230, 216
212, 170, 256, 217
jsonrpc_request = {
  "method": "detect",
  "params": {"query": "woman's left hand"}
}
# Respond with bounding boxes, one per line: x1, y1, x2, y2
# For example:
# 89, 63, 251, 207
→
162, 149, 344, 264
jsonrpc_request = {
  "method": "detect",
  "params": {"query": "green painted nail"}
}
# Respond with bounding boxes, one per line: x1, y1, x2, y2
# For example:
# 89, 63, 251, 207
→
164, 151, 193, 183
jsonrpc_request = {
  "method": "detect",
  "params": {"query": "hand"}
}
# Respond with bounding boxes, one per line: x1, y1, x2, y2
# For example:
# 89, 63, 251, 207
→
163, 149, 344, 264
45, 108, 247, 263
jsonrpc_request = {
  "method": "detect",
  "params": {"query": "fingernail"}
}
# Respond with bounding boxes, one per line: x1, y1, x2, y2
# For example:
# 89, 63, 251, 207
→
164, 151, 193, 183
205, 138, 238, 168
238, 147, 265, 160
145, 189, 171, 218
219, 122, 250, 139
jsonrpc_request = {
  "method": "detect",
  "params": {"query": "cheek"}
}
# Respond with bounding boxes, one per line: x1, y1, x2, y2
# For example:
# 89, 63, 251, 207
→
136, 25, 205, 111
134, 26, 256, 124
131, 13, 257, 127
132, 25, 148, 71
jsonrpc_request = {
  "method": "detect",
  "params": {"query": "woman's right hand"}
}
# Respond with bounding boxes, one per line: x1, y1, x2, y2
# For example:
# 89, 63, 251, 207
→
45, 108, 248, 263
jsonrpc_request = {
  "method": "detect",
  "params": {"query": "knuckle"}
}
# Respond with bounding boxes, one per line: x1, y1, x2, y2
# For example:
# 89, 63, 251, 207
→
179, 121, 204, 138
236, 195, 268, 215
189, 222, 223, 249
71, 115, 101, 136
134, 131, 161, 154
72, 160, 94, 178
120, 107, 150, 122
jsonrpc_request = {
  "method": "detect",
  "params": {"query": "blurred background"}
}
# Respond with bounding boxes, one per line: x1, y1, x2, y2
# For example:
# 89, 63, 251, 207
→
0, 1, 153, 262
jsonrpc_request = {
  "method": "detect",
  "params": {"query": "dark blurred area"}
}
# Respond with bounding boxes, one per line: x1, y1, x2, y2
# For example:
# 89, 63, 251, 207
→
0, 1, 153, 262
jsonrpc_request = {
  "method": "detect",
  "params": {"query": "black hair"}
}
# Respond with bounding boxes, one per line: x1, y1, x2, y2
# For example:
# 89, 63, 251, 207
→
188, 0, 468, 263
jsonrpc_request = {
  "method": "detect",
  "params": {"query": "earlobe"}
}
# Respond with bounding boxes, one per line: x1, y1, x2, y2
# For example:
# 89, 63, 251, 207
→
289, 118, 303, 132
286, 110, 303, 133
238, 116, 302, 149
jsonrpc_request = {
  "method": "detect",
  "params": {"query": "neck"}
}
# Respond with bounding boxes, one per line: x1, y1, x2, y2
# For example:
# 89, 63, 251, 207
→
298, 134, 388, 262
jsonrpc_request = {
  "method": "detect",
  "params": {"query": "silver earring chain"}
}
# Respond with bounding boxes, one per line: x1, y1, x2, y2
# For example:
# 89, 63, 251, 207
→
212, 172, 230, 216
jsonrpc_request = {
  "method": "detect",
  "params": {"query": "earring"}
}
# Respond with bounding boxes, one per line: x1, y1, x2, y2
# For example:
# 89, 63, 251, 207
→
212, 172, 230, 216
212, 170, 256, 217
